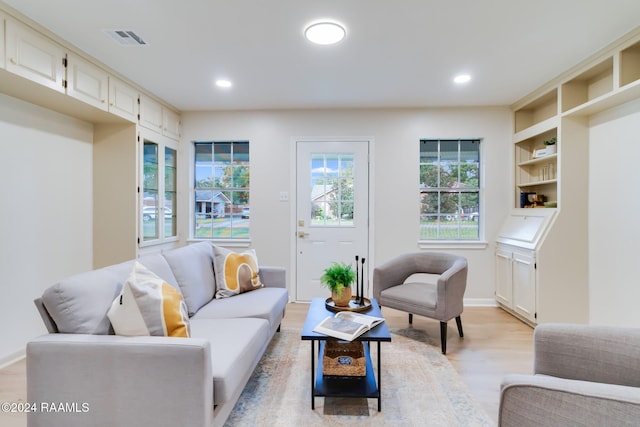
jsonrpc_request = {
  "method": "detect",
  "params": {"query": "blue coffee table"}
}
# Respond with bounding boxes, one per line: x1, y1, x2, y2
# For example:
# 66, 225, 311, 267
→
301, 297, 391, 411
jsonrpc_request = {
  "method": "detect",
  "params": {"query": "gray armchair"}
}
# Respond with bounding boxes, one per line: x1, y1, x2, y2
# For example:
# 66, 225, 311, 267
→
372, 252, 468, 354
499, 323, 640, 427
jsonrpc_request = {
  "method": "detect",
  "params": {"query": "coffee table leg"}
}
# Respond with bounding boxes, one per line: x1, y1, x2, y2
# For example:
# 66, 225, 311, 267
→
311, 340, 315, 409
377, 341, 382, 411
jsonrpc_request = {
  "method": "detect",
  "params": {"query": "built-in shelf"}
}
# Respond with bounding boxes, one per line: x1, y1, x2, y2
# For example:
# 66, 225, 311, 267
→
561, 58, 614, 113
518, 179, 558, 188
514, 89, 558, 133
518, 154, 558, 167
620, 40, 640, 87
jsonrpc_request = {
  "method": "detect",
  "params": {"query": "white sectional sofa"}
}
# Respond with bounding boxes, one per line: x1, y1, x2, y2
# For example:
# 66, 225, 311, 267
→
27, 241, 288, 427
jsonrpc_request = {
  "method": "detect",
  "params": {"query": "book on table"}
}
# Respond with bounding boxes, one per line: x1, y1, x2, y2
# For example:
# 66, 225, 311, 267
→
313, 311, 385, 341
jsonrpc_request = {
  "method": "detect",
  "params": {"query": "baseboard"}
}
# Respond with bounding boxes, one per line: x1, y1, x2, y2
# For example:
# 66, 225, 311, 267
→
463, 298, 498, 307
0, 348, 25, 369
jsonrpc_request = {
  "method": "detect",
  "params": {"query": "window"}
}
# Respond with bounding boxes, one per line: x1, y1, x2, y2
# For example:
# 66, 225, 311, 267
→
310, 153, 354, 226
194, 141, 250, 239
141, 135, 177, 244
419, 139, 480, 240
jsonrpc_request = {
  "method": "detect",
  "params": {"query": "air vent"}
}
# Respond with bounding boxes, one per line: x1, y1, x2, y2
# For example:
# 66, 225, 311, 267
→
104, 30, 147, 46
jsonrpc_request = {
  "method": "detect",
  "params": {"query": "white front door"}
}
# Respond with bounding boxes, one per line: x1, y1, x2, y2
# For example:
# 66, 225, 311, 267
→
295, 140, 370, 301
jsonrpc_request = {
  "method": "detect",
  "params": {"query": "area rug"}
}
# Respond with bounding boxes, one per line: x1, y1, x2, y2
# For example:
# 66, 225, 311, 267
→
224, 328, 493, 426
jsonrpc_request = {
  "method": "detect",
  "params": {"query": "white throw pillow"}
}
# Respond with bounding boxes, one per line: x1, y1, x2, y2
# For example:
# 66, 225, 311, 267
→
107, 262, 190, 337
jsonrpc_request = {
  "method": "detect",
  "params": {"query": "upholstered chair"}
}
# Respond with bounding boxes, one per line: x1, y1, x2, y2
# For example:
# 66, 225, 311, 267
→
499, 323, 640, 426
372, 252, 468, 354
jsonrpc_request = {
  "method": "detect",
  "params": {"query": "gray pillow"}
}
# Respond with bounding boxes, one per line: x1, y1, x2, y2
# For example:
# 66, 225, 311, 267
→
162, 242, 215, 316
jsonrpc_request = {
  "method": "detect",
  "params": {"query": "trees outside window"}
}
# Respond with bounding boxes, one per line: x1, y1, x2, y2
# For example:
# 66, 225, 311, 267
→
194, 141, 250, 239
419, 139, 481, 240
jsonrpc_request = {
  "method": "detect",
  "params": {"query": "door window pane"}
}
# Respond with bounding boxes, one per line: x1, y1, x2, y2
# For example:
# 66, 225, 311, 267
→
143, 141, 159, 241
310, 153, 355, 226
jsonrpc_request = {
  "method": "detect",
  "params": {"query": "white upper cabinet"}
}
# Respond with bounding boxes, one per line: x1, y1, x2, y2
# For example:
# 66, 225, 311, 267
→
5, 18, 65, 93
139, 94, 180, 140
66, 53, 108, 111
139, 94, 163, 132
162, 108, 181, 140
109, 76, 139, 123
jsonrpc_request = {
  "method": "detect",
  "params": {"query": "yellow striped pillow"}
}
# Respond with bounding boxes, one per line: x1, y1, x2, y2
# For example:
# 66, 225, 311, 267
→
108, 262, 190, 338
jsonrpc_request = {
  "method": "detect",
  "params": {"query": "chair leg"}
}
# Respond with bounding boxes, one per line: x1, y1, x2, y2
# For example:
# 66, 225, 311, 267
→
408, 313, 413, 324
440, 321, 447, 354
455, 316, 463, 338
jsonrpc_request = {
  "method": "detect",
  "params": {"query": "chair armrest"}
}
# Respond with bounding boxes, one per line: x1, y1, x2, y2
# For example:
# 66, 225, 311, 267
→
499, 374, 640, 427
436, 258, 467, 319
27, 334, 212, 427
259, 266, 286, 288
534, 323, 640, 388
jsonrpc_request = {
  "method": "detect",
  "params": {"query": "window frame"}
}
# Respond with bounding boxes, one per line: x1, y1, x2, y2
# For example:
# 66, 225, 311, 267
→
139, 129, 179, 248
418, 138, 487, 249
192, 140, 251, 243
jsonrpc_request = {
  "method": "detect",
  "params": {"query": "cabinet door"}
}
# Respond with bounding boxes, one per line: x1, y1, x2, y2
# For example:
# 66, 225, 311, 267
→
5, 18, 65, 93
139, 95, 163, 132
495, 246, 513, 307
0, 14, 6, 69
512, 251, 536, 322
66, 53, 108, 110
162, 108, 181, 140
109, 76, 138, 122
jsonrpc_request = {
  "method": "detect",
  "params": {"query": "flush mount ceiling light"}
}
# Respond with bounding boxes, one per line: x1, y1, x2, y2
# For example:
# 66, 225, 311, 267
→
453, 74, 472, 84
304, 21, 346, 45
215, 79, 232, 88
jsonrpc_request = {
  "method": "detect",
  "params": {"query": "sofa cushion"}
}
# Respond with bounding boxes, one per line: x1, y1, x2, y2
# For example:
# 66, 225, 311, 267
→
162, 242, 216, 316
380, 282, 438, 312
192, 287, 288, 332
107, 262, 190, 338
212, 246, 263, 298
189, 317, 270, 405
42, 261, 135, 334
137, 253, 180, 290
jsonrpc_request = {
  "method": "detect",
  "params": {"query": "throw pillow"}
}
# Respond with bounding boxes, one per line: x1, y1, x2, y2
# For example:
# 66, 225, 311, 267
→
213, 246, 263, 298
107, 262, 190, 337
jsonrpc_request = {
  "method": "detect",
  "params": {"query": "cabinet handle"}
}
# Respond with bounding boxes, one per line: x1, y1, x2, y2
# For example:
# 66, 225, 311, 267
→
10, 57, 17, 64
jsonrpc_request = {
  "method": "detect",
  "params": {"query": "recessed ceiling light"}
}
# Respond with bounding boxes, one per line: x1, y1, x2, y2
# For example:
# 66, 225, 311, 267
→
215, 79, 232, 88
454, 74, 472, 84
304, 21, 346, 45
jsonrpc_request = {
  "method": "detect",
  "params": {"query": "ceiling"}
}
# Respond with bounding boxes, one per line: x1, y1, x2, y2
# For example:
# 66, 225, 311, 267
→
4, 0, 640, 112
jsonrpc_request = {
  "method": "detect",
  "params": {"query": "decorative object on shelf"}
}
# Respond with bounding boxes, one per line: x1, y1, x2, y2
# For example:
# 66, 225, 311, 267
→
320, 261, 355, 307
355, 255, 366, 305
544, 137, 557, 155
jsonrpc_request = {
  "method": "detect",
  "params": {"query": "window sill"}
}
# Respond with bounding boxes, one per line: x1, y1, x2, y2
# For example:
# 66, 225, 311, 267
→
187, 238, 251, 248
418, 240, 488, 250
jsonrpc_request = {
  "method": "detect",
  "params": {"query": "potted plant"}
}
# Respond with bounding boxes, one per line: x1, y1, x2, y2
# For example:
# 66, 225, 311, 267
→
320, 262, 356, 307
543, 137, 557, 155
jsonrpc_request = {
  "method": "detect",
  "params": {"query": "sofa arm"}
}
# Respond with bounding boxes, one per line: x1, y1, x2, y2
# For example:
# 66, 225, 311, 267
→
534, 323, 640, 388
259, 266, 286, 288
499, 374, 640, 427
27, 334, 212, 427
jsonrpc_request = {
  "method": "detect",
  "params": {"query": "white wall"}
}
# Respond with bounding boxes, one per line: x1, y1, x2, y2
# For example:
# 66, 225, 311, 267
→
182, 107, 512, 303
588, 100, 640, 326
0, 94, 93, 365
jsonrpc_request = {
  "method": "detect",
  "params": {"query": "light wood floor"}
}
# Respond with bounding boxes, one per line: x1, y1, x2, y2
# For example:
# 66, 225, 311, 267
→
0, 304, 533, 426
